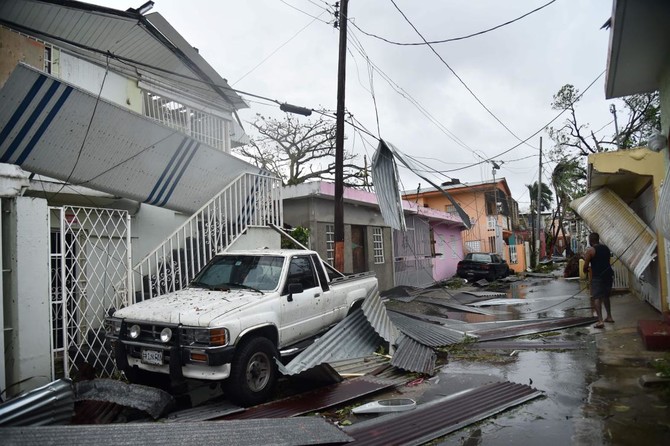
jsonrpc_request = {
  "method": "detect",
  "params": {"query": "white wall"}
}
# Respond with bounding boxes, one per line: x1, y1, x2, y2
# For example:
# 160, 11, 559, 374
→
130, 204, 190, 262
3, 196, 51, 396
227, 227, 280, 251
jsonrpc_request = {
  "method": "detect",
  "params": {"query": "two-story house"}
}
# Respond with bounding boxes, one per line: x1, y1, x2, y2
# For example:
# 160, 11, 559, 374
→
403, 178, 527, 272
0, 0, 281, 396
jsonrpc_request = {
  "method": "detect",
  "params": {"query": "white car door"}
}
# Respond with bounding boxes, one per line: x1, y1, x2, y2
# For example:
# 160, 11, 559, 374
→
279, 255, 325, 345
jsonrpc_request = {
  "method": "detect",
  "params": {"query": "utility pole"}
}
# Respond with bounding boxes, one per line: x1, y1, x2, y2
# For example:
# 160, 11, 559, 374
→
491, 161, 501, 254
334, 0, 348, 272
535, 137, 543, 267
609, 104, 620, 149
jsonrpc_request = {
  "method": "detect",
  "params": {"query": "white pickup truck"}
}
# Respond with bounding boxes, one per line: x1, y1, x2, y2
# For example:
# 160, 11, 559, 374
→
105, 249, 377, 405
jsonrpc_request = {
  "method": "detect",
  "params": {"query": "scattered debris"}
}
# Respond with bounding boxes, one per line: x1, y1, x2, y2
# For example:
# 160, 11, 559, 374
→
75, 379, 174, 420
0, 379, 74, 426
390, 334, 437, 374
352, 398, 416, 414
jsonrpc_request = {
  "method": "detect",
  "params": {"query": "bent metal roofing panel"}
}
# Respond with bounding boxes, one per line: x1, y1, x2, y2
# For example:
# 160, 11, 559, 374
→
0, 65, 264, 213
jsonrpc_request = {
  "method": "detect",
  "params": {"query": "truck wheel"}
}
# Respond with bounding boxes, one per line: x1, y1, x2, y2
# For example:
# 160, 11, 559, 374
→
225, 337, 278, 406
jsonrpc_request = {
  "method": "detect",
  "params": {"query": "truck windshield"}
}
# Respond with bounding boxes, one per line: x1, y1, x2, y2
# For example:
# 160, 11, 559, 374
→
191, 255, 284, 292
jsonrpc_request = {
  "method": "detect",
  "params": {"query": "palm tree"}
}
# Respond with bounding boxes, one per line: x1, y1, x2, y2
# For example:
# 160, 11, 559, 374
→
549, 158, 586, 256
526, 181, 553, 265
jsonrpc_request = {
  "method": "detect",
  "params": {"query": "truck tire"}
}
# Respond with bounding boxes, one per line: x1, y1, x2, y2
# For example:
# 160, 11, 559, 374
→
224, 337, 278, 406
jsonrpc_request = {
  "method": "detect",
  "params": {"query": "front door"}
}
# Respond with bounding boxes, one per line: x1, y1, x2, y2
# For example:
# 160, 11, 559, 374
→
351, 225, 367, 273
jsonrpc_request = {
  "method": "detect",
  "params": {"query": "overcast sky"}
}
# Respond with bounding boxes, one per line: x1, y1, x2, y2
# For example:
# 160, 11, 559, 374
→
91, 0, 616, 211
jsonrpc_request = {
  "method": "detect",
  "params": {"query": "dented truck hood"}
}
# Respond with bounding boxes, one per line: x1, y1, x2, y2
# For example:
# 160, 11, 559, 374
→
112, 287, 268, 326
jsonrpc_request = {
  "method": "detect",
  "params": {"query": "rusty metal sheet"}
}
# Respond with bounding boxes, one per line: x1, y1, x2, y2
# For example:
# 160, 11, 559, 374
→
71, 400, 123, 425
0, 379, 74, 426
390, 334, 436, 374
388, 311, 467, 347
222, 376, 399, 420
0, 418, 352, 446
162, 401, 245, 423
471, 316, 598, 342
0, 65, 261, 214
344, 381, 542, 445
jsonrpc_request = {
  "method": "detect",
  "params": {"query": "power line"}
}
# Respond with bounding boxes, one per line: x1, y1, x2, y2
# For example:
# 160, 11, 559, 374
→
389, 0, 536, 149
278, 0, 331, 24
350, 0, 558, 46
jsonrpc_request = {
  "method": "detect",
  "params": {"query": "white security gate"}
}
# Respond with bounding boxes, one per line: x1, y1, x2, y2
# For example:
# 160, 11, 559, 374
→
49, 206, 131, 379
394, 215, 433, 287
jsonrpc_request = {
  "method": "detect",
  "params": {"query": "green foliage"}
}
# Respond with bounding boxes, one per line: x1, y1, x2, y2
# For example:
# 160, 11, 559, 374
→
281, 226, 310, 249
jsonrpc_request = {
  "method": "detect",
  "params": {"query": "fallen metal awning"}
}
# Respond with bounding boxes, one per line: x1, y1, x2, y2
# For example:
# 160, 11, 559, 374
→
361, 286, 400, 344
343, 381, 542, 445
571, 187, 657, 279
416, 296, 502, 316
221, 376, 400, 420
0, 418, 353, 446
470, 316, 598, 342
0, 65, 264, 213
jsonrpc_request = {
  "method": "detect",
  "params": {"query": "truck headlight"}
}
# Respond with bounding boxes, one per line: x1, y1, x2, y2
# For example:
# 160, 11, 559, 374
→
181, 327, 228, 347
160, 327, 173, 343
129, 324, 141, 339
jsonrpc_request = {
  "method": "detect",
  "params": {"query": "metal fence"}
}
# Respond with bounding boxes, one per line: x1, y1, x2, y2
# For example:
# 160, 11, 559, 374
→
49, 207, 131, 380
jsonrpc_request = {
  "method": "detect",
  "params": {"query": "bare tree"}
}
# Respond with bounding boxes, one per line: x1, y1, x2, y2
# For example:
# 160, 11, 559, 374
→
236, 114, 370, 189
548, 84, 660, 158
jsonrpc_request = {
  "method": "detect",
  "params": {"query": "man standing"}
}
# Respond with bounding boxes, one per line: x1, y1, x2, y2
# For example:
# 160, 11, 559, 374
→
583, 232, 614, 328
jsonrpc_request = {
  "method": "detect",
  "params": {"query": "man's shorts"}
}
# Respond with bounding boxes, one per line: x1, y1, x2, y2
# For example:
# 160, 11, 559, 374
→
591, 278, 613, 300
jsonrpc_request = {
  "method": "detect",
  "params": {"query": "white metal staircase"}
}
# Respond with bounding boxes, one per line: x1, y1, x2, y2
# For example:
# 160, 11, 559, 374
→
118, 171, 282, 304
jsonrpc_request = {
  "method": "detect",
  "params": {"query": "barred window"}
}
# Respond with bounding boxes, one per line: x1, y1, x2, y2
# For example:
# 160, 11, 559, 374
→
373, 227, 384, 264
325, 224, 334, 264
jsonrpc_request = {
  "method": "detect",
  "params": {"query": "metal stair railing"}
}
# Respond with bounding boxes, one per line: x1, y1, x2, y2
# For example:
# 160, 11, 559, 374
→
122, 172, 282, 303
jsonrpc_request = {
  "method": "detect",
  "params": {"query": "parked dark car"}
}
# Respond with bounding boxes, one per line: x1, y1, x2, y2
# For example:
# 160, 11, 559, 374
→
457, 252, 510, 281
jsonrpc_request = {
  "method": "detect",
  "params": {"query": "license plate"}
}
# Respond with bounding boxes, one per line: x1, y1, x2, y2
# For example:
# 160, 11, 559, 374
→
141, 349, 163, 365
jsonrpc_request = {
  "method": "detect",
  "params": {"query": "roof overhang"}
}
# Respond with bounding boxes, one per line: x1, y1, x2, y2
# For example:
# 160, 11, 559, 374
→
605, 0, 670, 98
0, 64, 262, 214
587, 148, 666, 203
0, 0, 247, 110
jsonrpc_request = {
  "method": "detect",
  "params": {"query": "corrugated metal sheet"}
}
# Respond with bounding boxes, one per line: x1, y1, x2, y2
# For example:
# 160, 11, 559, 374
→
74, 379, 174, 420
383, 308, 461, 326
416, 296, 501, 316
0, 65, 261, 214
463, 290, 507, 297
162, 401, 244, 423
390, 334, 436, 374
571, 187, 657, 279
0, 379, 74, 426
328, 355, 391, 377
222, 376, 398, 420
471, 316, 598, 341
344, 381, 542, 446
278, 309, 384, 376
388, 311, 467, 347
362, 284, 400, 344
0, 418, 352, 446
0, 0, 245, 109
658, 164, 670, 240
371, 138, 406, 230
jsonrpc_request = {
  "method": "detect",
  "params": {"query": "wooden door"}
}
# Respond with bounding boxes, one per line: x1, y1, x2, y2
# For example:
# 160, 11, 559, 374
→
351, 225, 367, 273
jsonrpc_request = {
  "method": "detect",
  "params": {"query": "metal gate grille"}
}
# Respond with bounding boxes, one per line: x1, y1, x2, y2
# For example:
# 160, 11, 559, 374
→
49, 206, 131, 379
394, 215, 433, 287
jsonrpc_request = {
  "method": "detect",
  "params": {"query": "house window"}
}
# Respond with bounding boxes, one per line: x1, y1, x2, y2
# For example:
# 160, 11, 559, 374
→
372, 227, 384, 264
488, 235, 496, 253
325, 224, 334, 264
465, 240, 480, 253
450, 235, 457, 258
44, 44, 53, 74
142, 91, 230, 151
487, 215, 497, 230
445, 204, 456, 213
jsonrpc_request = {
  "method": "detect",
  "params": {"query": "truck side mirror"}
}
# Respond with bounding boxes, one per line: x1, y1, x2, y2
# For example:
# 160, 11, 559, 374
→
287, 283, 304, 302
